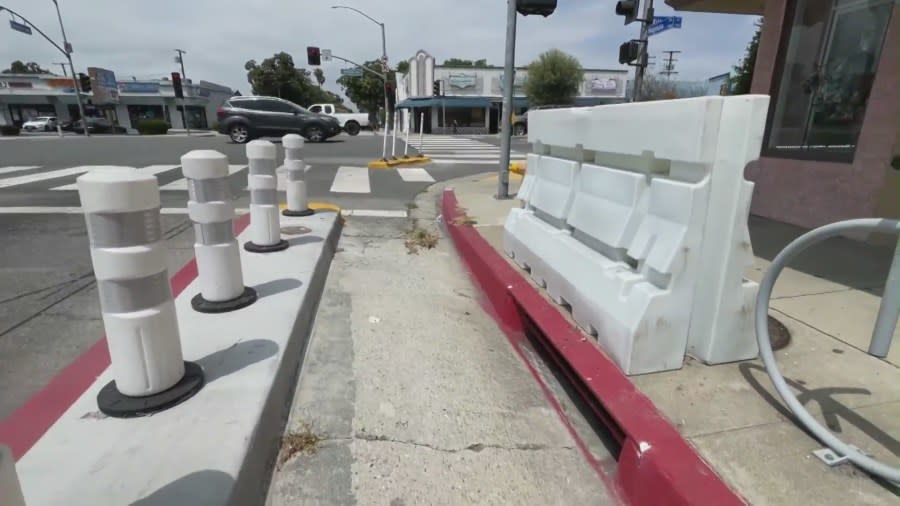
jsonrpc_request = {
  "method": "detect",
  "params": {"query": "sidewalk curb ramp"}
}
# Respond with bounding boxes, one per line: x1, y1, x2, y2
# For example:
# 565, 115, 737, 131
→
441, 189, 746, 506
0, 211, 342, 506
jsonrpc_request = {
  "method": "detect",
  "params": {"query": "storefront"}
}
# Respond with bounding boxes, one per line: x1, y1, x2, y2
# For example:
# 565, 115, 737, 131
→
397, 50, 629, 134
667, 0, 899, 229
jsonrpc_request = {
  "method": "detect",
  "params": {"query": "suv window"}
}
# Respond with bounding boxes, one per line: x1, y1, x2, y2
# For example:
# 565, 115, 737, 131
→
257, 99, 296, 114
309, 105, 322, 113
228, 99, 257, 110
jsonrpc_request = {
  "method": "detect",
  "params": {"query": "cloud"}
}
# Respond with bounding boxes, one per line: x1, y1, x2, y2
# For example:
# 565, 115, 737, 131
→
0, 0, 759, 99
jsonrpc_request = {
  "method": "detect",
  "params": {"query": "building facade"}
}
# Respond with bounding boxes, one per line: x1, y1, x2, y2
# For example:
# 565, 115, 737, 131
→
668, 0, 899, 229
0, 71, 233, 132
397, 50, 629, 134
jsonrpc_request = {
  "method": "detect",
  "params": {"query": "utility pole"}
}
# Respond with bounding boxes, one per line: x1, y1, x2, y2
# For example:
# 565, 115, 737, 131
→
52, 61, 69, 77
174, 49, 190, 135
497, 0, 518, 199
659, 50, 681, 80
631, 0, 654, 102
51, 0, 89, 136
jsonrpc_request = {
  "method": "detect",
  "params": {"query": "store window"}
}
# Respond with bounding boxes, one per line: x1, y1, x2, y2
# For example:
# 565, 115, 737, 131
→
127, 105, 168, 127
441, 107, 485, 128
176, 105, 209, 129
765, 0, 892, 161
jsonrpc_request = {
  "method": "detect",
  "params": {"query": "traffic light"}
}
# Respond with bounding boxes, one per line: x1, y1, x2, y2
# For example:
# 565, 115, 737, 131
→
385, 82, 396, 109
78, 73, 91, 93
171, 72, 184, 99
615, 0, 641, 25
433, 81, 441, 96
619, 41, 642, 65
516, 0, 557, 16
307, 46, 321, 66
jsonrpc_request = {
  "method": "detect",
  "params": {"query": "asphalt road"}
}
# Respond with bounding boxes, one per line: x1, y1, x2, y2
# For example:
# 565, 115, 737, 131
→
0, 132, 528, 420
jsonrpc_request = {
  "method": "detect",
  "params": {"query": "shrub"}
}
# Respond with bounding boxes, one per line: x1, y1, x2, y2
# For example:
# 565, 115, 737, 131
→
136, 119, 169, 135
0, 125, 21, 136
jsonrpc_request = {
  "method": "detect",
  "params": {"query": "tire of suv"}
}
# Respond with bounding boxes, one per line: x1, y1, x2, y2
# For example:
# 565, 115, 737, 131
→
344, 121, 361, 136
514, 123, 526, 136
304, 125, 326, 143
229, 123, 251, 144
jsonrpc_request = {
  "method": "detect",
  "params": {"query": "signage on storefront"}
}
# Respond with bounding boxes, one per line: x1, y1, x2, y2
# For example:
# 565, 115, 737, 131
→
0, 81, 33, 89
88, 67, 119, 104
448, 73, 478, 90
119, 82, 160, 94
47, 78, 76, 93
586, 76, 620, 96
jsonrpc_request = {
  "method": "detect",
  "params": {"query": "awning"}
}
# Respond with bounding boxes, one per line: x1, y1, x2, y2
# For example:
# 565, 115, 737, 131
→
396, 96, 493, 109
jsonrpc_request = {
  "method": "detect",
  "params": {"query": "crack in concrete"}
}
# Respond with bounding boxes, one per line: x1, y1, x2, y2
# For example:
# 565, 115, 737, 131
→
322, 434, 572, 454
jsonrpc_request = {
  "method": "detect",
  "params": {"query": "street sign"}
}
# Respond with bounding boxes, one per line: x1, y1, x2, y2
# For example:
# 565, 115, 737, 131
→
322, 49, 332, 62
9, 20, 32, 35
648, 16, 683, 37
340, 67, 363, 77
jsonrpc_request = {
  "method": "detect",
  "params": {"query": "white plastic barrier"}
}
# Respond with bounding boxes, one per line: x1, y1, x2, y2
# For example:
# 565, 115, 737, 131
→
245, 140, 288, 253
282, 134, 314, 217
504, 95, 769, 374
0, 445, 26, 506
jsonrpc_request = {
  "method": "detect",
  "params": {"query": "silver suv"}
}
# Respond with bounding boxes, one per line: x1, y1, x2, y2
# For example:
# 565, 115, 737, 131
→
216, 96, 342, 144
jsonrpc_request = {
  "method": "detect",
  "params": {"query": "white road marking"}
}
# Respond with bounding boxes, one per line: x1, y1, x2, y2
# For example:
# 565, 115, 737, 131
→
160, 165, 246, 191
52, 164, 181, 190
329, 166, 370, 193
0, 166, 41, 176
0, 166, 121, 189
430, 159, 526, 164
397, 168, 435, 183
342, 209, 407, 218
0, 206, 405, 217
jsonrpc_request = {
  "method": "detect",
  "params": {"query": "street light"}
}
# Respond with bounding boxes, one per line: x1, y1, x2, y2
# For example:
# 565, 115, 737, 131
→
174, 48, 191, 135
331, 5, 390, 160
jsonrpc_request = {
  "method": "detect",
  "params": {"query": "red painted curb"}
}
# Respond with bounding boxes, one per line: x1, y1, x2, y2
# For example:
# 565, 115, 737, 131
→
441, 190, 745, 506
0, 213, 251, 460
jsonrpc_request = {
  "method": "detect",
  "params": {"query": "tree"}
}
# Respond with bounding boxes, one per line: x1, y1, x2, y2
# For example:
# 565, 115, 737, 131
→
442, 58, 490, 68
314, 68, 325, 87
639, 75, 678, 101
244, 52, 343, 107
524, 49, 583, 106
729, 19, 762, 95
336, 59, 395, 123
396, 60, 410, 75
2, 60, 50, 74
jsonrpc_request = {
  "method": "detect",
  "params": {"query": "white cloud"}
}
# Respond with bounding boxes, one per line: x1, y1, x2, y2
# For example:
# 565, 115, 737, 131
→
0, 0, 759, 98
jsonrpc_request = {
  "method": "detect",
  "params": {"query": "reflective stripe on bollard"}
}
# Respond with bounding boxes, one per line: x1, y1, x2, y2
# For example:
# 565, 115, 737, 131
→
282, 134, 314, 217
77, 168, 204, 418
245, 140, 288, 253
181, 150, 258, 313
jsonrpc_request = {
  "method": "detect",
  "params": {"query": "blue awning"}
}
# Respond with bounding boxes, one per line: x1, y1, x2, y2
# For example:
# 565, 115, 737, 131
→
396, 98, 436, 109
397, 96, 493, 109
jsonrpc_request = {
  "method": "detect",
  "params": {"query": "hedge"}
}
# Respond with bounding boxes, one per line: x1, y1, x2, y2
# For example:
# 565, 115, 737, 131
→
136, 119, 170, 135
0, 125, 21, 136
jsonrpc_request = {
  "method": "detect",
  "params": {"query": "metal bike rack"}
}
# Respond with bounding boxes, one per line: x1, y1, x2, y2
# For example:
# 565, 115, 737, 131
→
755, 218, 900, 483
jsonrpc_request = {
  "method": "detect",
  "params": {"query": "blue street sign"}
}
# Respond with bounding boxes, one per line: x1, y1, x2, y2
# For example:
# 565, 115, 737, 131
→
648, 16, 682, 37
9, 20, 32, 35
340, 68, 363, 77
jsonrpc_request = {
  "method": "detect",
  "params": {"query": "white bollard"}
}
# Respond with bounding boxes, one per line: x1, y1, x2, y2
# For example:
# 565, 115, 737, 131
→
244, 140, 288, 253
77, 168, 203, 418
391, 113, 398, 159
181, 150, 258, 313
282, 134, 314, 217
0, 446, 26, 506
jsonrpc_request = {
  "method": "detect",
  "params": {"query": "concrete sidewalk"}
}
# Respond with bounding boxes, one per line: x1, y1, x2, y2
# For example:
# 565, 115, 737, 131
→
449, 172, 900, 505
266, 190, 621, 504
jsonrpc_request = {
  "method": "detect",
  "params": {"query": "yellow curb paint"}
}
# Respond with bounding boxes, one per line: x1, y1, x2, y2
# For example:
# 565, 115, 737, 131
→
367, 156, 432, 169
278, 202, 341, 213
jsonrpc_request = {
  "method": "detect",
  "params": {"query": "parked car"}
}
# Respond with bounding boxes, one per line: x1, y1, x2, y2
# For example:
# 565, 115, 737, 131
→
61, 117, 125, 134
22, 116, 58, 132
307, 103, 369, 136
217, 96, 343, 144
511, 104, 570, 136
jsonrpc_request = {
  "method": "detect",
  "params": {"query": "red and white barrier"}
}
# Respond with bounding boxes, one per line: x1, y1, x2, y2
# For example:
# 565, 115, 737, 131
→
505, 96, 769, 374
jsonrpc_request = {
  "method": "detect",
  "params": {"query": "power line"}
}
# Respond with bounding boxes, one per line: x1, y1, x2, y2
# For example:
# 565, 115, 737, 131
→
659, 50, 681, 80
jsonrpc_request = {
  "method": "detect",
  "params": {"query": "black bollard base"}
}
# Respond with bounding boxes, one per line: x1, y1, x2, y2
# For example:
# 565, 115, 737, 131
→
243, 239, 289, 253
191, 286, 257, 314
97, 361, 205, 419
282, 208, 315, 217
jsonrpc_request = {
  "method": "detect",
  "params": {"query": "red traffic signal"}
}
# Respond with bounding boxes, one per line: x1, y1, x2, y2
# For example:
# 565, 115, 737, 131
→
77, 72, 92, 93
307, 47, 321, 66
171, 72, 184, 99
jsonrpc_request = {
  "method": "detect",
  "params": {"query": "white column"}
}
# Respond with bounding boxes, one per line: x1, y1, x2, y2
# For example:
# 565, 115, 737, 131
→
77, 168, 185, 396
245, 140, 287, 252
282, 134, 313, 216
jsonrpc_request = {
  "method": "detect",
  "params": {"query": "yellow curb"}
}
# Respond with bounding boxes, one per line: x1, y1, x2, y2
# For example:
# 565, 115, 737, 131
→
277, 201, 341, 213
509, 161, 527, 175
367, 155, 432, 169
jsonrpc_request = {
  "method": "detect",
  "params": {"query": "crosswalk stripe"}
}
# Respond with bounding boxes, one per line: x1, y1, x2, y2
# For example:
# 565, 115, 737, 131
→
397, 168, 435, 183
51, 165, 181, 191
329, 166, 370, 193
0, 166, 41, 176
160, 165, 246, 191
430, 159, 525, 165
0, 166, 119, 189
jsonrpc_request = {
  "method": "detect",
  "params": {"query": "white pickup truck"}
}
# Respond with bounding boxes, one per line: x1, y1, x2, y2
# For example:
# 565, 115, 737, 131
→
308, 104, 369, 136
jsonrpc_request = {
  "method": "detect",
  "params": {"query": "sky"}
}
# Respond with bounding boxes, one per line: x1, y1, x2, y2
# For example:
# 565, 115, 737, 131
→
0, 0, 759, 104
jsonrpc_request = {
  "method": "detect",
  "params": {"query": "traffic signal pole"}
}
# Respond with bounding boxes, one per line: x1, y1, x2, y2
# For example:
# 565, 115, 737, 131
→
175, 49, 191, 136
497, 0, 518, 200
631, 0, 653, 102
52, 0, 88, 136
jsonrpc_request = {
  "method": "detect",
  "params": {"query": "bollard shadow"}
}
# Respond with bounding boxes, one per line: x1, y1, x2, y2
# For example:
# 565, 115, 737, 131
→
253, 277, 303, 299
739, 362, 900, 494
131, 469, 233, 506
197, 339, 280, 384
287, 235, 324, 247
